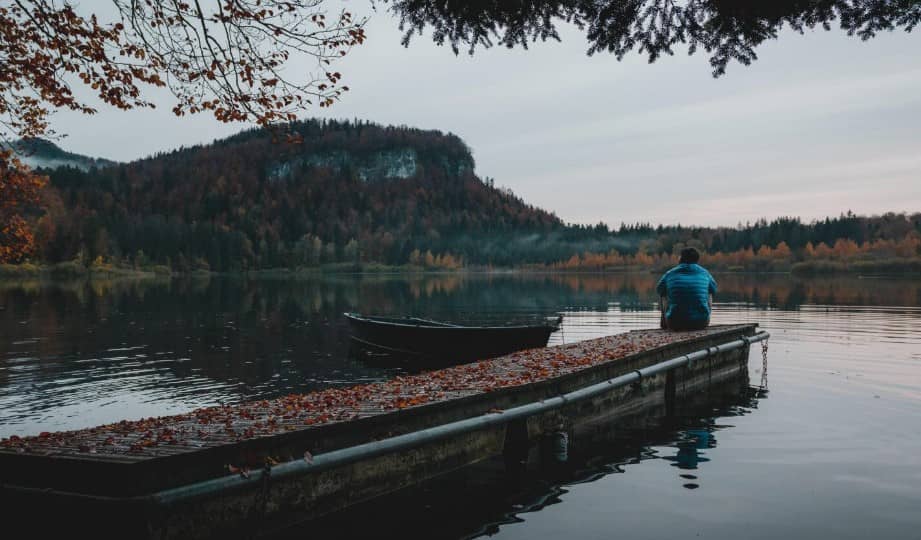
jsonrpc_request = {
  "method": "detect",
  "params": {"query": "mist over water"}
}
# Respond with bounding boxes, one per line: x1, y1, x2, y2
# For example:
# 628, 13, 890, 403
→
2, 273, 920, 539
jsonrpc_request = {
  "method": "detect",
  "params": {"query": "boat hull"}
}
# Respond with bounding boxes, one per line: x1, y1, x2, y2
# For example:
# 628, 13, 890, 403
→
345, 313, 558, 363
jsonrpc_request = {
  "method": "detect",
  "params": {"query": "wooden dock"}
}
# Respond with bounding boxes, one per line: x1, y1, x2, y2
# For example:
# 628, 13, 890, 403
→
0, 324, 760, 539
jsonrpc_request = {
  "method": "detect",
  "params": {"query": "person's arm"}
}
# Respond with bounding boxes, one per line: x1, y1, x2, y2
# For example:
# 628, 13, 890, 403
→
659, 296, 669, 329
656, 273, 668, 299
656, 274, 669, 329
707, 273, 717, 310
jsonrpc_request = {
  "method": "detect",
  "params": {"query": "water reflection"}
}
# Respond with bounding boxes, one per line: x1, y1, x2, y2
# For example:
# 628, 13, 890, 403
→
288, 377, 764, 540
664, 429, 713, 471
3, 272, 921, 539
1, 272, 920, 437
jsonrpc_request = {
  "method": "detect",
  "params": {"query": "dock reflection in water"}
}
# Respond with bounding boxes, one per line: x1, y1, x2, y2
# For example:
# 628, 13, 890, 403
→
290, 374, 765, 540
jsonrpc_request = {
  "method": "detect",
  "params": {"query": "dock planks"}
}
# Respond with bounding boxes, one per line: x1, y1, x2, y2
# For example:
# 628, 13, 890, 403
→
0, 325, 752, 463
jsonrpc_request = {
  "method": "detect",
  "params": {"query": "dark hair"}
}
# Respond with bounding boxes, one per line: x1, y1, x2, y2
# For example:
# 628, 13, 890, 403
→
679, 247, 700, 264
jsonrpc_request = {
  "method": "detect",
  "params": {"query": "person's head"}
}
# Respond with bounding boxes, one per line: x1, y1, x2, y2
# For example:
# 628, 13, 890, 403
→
679, 247, 700, 264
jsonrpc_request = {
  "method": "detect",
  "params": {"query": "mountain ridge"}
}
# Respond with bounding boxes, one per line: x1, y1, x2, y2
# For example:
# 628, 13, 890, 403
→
3, 137, 119, 172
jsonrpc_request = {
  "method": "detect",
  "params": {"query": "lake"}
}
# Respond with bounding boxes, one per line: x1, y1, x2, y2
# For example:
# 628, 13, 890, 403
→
2, 273, 920, 539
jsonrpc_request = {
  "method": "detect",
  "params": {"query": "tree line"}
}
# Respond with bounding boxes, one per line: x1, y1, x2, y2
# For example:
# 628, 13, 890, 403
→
6, 119, 920, 274
549, 213, 921, 274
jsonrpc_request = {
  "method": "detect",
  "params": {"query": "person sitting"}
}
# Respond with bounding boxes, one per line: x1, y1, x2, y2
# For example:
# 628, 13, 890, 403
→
656, 247, 717, 331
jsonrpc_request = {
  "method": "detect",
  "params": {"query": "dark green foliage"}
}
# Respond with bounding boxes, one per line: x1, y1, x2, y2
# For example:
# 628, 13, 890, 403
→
388, 0, 920, 77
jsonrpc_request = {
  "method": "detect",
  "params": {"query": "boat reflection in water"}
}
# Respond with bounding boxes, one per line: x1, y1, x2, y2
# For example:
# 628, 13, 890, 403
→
288, 367, 766, 539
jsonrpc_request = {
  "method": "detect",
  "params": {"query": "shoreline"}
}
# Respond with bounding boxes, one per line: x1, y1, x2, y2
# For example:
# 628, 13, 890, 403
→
2, 262, 920, 282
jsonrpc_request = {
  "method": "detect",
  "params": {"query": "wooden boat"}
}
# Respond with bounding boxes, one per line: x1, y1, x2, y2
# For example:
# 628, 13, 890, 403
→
345, 312, 562, 363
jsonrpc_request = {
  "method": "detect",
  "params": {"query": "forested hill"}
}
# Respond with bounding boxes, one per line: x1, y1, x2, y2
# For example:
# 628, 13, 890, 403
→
35, 120, 566, 270
23, 119, 921, 273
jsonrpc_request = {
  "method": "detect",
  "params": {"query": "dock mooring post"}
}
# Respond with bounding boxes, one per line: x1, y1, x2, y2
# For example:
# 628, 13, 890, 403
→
540, 429, 569, 466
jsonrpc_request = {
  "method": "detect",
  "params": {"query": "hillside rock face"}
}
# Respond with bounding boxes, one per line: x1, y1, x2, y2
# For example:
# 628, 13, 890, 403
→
268, 147, 474, 182
269, 148, 418, 181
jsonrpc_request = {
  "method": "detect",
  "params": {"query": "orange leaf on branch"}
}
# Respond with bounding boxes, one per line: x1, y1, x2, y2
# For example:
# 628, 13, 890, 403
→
0, 150, 47, 263
1, 1, 368, 148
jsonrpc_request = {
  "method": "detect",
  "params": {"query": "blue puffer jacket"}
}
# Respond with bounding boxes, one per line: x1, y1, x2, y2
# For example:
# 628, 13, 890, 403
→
656, 263, 717, 322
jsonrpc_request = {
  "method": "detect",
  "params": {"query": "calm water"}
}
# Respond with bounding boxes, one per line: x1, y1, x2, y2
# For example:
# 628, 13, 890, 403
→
2, 273, 921, 539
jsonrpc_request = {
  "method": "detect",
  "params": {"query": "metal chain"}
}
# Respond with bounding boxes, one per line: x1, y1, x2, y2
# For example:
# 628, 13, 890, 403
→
759, 338, 769, 390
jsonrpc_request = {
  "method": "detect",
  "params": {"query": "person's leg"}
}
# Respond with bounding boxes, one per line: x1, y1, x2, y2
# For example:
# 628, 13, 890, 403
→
659, 297, 668, 329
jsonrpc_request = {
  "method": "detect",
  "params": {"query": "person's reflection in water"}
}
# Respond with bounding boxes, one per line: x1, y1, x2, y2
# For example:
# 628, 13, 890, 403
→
662, 428, 713, 489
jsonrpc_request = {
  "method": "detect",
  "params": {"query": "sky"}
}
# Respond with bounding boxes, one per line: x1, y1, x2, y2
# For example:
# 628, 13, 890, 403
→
48, 2, 921, 228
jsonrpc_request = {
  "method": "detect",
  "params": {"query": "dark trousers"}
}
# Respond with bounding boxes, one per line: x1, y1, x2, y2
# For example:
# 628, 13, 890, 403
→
659, 298, 710, 331
665, 317, 709, 331
659, 301, 709, 331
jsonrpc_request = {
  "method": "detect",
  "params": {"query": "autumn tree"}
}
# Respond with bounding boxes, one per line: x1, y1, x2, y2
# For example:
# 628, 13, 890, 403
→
0, 0, 367, 260
0, 150, 46, 262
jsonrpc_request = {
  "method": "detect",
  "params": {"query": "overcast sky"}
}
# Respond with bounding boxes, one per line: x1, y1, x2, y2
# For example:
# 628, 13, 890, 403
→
49, 2, 921, 228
